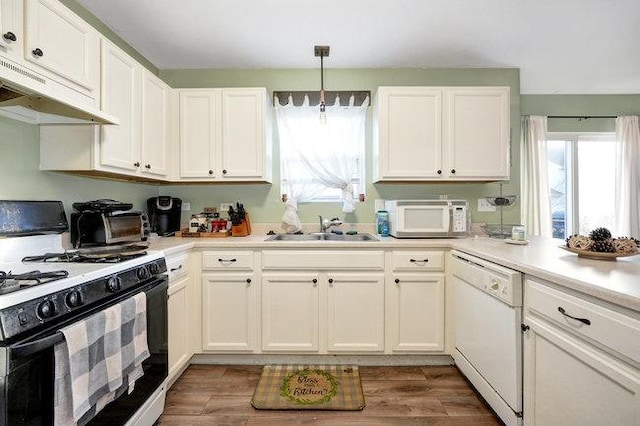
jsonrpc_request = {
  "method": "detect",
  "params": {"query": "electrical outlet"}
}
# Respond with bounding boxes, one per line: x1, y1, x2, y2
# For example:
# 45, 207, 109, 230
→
477, 199, 496, 212
181, 202, 191, 211
374, 199, 386, 213
220, 203, 233, 213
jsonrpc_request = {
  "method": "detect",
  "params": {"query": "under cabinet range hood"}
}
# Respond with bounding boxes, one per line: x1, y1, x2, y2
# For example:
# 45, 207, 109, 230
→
0, 56, 119, 125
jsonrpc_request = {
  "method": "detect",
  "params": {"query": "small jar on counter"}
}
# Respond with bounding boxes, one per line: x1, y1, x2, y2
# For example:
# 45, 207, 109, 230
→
511, 225, 526, 241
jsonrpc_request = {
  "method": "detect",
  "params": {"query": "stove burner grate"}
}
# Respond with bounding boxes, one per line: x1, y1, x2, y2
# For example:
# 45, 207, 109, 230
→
21, 251, 146, 263
0, 270, 70, 294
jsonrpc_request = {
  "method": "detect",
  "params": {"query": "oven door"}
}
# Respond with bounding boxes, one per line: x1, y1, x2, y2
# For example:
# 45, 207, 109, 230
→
0, 278, 168, 426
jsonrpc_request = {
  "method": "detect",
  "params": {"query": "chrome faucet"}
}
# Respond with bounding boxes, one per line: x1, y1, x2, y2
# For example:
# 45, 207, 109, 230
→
319, 215, 343, 233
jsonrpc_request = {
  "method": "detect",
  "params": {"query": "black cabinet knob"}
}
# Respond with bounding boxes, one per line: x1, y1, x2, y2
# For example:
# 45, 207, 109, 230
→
451, 169, 456, 174
134, 162, 140, 167
222, 169, 227, 175
32, 48, 43, 57
395, 278, 400, 284
3, 32, 16, 42
145, 164, 151, 169
246, 278, 252, 284
437, 169, 442, 175
312, 278, 318, 284
208, 170, 213, 175
328, 278, 334, 284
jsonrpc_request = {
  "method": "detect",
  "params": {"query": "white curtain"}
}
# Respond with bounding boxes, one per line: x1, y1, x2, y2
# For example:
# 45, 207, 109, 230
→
275, 94, 368, 233
614, 116, 640, 236
521, 116, 553, 237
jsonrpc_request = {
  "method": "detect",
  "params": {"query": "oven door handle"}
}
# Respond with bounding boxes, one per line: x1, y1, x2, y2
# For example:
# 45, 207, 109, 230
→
12, 332, 64, 358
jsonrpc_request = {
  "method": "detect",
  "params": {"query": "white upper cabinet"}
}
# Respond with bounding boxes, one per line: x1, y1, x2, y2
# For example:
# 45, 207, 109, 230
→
24, 0, 99, 95
179, 87, 272, 182
0, 0, 22, 58
373, 86, 510, 182
140, 68, 170, 177
100, 38, 141, 172
374, 87, 443, 180
445, 88, 510, 179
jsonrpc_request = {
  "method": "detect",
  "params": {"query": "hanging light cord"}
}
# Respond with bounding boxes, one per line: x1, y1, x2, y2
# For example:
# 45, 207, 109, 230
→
319, 52, 326, 113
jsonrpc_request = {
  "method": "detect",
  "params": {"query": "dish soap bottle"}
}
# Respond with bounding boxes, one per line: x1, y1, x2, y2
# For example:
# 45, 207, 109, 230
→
377, 210, 389, 237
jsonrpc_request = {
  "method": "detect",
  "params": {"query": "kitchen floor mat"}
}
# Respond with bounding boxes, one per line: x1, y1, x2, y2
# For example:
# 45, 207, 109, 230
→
251, 365, 365, 411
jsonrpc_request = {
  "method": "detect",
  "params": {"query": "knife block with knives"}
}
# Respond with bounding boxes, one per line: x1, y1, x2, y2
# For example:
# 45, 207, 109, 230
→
229, 203, 251, 237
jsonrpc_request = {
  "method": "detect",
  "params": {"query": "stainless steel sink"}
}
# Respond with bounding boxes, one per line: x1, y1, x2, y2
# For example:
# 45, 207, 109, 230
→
322, 233, 378, 241
265, 233, 378, 242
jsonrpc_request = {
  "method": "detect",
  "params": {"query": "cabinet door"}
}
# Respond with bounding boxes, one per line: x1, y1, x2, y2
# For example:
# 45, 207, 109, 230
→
262, 273, 319, 352
202, 273, 257, 352
140, 69, 169, 177
387, 273, 445, 352
0, 0, 22, 58
375, 87, 443, 180
524, 317, 640, 426
168, 278, 189, 382
445, 87, 510, 179
99, 39, 140, 172
24, 0, 97, 92
326, 273, 385, 352
220, 88, 265, 179
179, 90, 219, 178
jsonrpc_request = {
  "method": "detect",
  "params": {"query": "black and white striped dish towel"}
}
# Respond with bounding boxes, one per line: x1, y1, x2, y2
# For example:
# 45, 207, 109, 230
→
54, 292, 150, 425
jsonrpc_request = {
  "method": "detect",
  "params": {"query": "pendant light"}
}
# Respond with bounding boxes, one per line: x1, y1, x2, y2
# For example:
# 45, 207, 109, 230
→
315, 45, 330, 124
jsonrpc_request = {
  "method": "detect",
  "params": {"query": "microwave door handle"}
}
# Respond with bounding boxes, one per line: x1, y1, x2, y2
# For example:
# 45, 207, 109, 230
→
11, 332, 65, 358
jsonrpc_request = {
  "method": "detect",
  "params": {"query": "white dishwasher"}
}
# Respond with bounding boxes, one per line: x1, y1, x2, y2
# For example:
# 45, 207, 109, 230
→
451, 250, 524, 426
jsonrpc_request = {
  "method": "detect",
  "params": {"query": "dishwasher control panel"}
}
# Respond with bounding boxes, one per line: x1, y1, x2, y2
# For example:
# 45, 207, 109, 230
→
451, 250, 523, 306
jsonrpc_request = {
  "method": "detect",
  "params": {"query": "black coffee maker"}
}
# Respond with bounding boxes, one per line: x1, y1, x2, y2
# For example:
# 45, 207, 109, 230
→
147, 197, 182, 236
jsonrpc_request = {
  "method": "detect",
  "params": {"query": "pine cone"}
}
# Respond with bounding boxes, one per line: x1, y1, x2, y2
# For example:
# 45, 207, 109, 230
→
589, 227, 612, 241
591, 238, 615, 253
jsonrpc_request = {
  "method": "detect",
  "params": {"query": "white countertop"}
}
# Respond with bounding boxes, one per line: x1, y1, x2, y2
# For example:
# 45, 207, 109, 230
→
148, 233, 640, 313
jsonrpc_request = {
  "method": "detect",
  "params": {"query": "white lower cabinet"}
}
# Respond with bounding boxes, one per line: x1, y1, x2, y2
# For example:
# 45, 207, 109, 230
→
261, 250, 385, 354
523, 278, 640, 426
202, 273, 257, 352
386, 251, 446, 352
167, 277, 189, 381
166, 252, 192, 384
201, 250, 258, 352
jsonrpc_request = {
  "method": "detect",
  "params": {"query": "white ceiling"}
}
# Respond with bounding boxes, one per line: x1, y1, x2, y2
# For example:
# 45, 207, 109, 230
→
76, 0, 640, 94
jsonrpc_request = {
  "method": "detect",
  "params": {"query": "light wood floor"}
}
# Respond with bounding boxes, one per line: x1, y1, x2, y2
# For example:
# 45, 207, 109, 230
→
157, 364, 503, 425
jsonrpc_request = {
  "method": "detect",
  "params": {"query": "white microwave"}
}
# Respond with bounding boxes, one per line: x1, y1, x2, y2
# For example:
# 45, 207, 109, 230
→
385, 200, 469, 238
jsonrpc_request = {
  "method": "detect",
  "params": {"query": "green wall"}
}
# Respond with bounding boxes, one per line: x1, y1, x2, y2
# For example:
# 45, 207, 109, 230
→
159, 68, 522, 227
0, 117, 158, 218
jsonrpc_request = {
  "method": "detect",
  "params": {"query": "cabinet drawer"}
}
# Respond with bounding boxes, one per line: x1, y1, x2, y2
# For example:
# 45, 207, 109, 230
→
391, 251, 444, 271
166, 253, 189, 282
203, 251, 254, 271
262, 250, 384, 270
526, 278, 640, 364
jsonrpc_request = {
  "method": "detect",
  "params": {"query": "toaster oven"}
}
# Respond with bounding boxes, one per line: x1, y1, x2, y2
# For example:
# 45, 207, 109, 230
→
70, 211, 147, 247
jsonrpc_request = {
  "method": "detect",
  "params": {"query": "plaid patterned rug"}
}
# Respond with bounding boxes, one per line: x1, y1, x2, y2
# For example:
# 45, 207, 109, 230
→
251, 365, 365, 410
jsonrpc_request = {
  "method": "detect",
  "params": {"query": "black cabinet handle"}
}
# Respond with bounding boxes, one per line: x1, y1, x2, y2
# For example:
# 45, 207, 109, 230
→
218, 258, 237, 262
246, 278, 251, 284
328, 278, 334, 284
451, 169, 456, 174
409, 258, 429, 263
222, 169, 227, 175
437, 169, 442, 175
394, 278, 400, 284
3, 32, 17, 42
170, 265, 182, 272
312, 278, 317, 284
134, 162, 140, 167
145, 164, 151, 169
32, 48, 43, 57
558, 307, 591, 325
208, 170, 213, 175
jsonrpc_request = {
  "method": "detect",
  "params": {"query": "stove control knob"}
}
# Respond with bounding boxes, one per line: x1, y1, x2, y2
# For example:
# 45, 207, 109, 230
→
37, 300, 56, 319
148, 262, 161, 275
106, 276, 122, 293
65, 290, 83, 308
136, 266, 151, 281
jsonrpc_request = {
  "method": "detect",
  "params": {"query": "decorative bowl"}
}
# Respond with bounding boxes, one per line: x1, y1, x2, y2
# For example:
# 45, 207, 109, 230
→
559, 245, 640, 261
